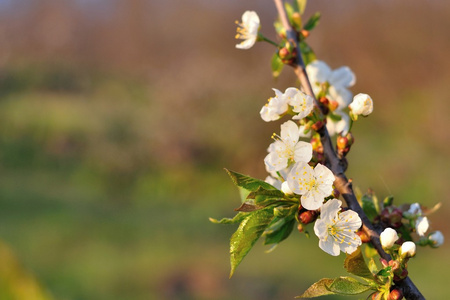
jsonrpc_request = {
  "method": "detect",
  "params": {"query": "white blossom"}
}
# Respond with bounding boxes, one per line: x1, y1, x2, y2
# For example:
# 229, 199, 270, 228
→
264, 121, 312, 172
428, 231, 444, 248
264, 176, 281, 190
415, 216, 429, 237
380, 227, 399, 249
287, 162, 335, 210
399, 241, 416, 258
326, 110, 350, 136
313, 199, 362, 256
260, 89, 289, 122
349, 93, 373, 116
306, 60, 356, 109
286, 88, 314, 120
408, 203, 422, 215
235, 11, 260, 50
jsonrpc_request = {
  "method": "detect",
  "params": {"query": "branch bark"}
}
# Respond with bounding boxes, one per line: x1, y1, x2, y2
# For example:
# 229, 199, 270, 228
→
273, 1, 425, 299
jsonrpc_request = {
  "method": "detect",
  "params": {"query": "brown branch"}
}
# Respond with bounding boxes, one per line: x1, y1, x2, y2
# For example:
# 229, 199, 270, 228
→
273, 1, 425, 299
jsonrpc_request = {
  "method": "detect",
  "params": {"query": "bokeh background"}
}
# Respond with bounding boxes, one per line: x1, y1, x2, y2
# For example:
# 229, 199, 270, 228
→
0, 0, 449, 299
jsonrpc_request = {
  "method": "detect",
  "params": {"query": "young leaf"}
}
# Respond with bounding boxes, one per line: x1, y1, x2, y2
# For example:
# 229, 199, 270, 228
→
364, 243, 379, 259
300, 41, 316, 66
296, 278, 335, 298
293, 0, 307, 14
271, 52, 284, 79
327, 277, 372, 295
361, 192, 379, 222
229, 208, 275, 277
368, 258, 378, 275
303, 12, 321, 31
344, 247, 374, 280
209, 212, 248, 224
225, 169, 277, 203
263, 217, 295, 245
234, 202, 264, 212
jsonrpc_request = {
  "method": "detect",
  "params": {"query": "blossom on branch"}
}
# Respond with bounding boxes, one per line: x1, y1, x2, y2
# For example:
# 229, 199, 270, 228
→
264, 121, 312, 172
428, 231, 444, 248
235, 11, 260, 50
380, 227, 399, 249
349, 93, 373, 117
287, 162, 335, 210
260, 88, 289, 122
306, 60, 356, 108
260, 88, 313, 122
313, 199, 362, 256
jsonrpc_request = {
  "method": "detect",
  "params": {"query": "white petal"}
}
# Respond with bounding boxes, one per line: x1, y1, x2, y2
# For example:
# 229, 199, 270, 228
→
293, 141, 313, 163
416, 216, 429, 236
319, 238, 340, 256
326, 111, 350, 136
280, 120, 300, 143
287, 162, 313, 195
314, 163, 335, 184
313, 218, 328, 238
236, 38, 257, 49
319, 199, 342, 222
329, 86, 353, 108
242, 10, 260, 25
284, 87, 299, 99
329, 66, 356, 88
264, 151, 287, 172
306, 60, 332, 84
301, 191, 323, 210
272, 88, 284, 99
336, 210, 362, 231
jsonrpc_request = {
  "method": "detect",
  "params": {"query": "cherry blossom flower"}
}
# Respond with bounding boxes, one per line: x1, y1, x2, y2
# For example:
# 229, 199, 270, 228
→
415, 216, 429, 237
260, 89, 289, 122
264, 121, 313, 172
313, 199, 362, 256
287, 162, 335, 210
235, 11, 260, 50
399, 241, 416, 258
349, 93, 373, 117
428, 231, 444, 248
326, 110, 350, 136
380, 228, 399, 249
306, 60, 356, 108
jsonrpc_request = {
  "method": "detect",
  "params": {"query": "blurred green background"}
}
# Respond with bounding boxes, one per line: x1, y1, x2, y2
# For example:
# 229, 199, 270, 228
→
0, 0, 448, 299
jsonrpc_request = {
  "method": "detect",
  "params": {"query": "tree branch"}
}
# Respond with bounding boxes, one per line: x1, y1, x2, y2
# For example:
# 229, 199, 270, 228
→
273, 1, 425, 299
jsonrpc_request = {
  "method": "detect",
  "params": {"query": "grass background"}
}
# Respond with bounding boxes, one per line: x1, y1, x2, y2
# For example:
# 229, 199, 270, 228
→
0, 0, 449, 299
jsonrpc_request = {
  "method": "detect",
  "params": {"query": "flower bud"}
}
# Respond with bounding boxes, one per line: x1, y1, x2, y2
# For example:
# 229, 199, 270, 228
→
389, 288, 403, 300
311, 120, 325, 131
349, 93, 373, 117
380, 258, 389, 268
336, 135, 348, 150
399, 241, 416, 258
299, 210, 318, 224
356, 230, 370, 243
388, 260, 401, 271
415, 216, 429, 236
301, 29, 310, 39
428, 231, 444, 248
380, 207, 403, 228
278, 47, 290, 60
297, 223, 304, 233
380, 228, 399, 249
328, 100, 339, 112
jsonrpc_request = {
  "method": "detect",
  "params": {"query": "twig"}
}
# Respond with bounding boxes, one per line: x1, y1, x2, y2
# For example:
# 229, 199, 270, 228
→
272, 1, 425, 299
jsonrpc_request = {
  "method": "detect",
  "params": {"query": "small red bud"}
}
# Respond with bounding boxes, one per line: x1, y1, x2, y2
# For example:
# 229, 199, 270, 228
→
311, 120, 325, 131
319, 97, 329, 106
299, 210, 317, 224
336, 135, 348, 150
389, 288, 403, 300
388, 260, 401, 271
332, 188, 340, 199
297, 223, 304, 233
356, 230, 370, 243
301, 29, 310, 38
278, 48, 290, 59
371, 292, 381, 300
380, 258, 389, 268
345, 132, 355, 145
380, 207, 403, 228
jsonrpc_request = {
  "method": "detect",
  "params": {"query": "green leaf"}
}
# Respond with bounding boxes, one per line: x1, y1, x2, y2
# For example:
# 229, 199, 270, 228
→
225, 169, 277, 203
263, 217, 295, 245
368, 258, 378, 275
284, 2, 294, 22
376, 266, 392, 278
229, 208, 275, 277
328, 111, 343, 122
209, 212, 248, 224
293, 0, 307, 14
234, 202, 264, 212
271, 52, 284, 79
327, 277, 372, 295
364, 243, 379, 259
300, 41, 316, 66
361, 192, 379, 222
303, 12, 321, 31
296, 278, 335, 298
344, 248, 374, 280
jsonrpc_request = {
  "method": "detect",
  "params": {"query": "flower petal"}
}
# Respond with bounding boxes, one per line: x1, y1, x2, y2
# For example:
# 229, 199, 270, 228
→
319, 199, 342, 222
319, 237, 340, 256
329, 66, 356, 88
306, 60, 332, 84
293, 141, 313, 163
